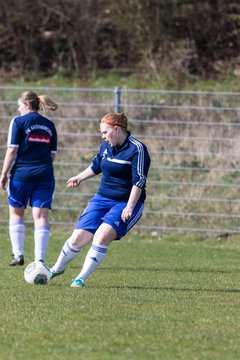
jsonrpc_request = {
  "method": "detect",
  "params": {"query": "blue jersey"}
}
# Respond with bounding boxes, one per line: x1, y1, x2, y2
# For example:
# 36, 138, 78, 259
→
91, 134, 151, 203
7, 112, 57, 182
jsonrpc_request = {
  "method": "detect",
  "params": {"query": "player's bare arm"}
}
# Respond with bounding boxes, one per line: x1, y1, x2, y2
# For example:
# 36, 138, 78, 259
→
0, 147, 18, 190
67, 166, 96, 188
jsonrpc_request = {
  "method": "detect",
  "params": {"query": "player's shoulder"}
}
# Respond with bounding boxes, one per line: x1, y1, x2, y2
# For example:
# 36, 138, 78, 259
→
11, 114, 22, 122
11, 113, 34, 123
37, 112, 50, 120
128, 135, 147, 149
10, 115, 26, 127
38, 113, 56, 127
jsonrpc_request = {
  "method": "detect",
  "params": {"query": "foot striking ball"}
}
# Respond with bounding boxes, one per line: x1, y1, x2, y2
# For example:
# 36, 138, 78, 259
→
24, 261, 51, 285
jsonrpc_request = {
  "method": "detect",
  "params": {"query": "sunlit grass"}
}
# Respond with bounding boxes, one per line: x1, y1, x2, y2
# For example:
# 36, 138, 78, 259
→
1, 228, 240, 360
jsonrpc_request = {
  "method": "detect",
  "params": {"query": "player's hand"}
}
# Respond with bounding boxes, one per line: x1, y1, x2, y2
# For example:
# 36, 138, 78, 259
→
0, 174, 8, 190
67, 176, 81, 188
121, 206, 133, 223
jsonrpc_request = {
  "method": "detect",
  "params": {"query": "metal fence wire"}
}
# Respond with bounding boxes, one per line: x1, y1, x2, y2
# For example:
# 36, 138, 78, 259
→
0, 86, 240, 237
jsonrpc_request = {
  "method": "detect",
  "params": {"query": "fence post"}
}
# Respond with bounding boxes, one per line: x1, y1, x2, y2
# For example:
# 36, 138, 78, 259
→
114, 87, 121, 113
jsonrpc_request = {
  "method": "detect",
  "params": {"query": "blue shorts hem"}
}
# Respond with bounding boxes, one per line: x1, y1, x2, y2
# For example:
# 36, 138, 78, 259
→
8, 179, 55, 209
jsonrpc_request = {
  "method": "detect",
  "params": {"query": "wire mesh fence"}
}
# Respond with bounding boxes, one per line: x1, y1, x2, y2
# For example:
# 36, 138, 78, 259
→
0, 86, 240, 237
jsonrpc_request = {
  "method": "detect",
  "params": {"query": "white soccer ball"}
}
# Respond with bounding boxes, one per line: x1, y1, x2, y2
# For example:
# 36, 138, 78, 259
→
24, 261, 51, 285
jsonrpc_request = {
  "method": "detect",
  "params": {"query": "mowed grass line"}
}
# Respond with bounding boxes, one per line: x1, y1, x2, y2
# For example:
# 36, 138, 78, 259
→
1, 229, 240, 360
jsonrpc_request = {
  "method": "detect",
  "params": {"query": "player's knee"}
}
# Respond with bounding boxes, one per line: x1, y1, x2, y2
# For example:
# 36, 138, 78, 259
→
70, 234, 81, 248
70, 229, 93, 249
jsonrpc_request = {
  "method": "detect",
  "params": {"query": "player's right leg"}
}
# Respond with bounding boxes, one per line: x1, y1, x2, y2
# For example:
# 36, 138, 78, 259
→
30, 180, 55, 262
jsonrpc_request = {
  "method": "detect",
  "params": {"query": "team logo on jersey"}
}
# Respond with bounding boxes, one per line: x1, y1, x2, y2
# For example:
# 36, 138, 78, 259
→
28, 134, 51, 144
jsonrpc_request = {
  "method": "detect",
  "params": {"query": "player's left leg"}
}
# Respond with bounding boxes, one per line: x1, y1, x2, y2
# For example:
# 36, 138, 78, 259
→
71, 223, 116, 287
9, 206, 25, 266
8, 179, 30, 266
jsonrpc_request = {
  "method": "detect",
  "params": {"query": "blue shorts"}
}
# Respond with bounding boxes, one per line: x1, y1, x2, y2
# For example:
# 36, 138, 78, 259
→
75, 193, 144, 239
8, 179, 55, 209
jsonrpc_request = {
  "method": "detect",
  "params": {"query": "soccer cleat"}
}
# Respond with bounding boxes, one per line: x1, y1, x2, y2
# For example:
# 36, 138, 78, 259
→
9, 255, 24, 266
50, 269, 65, 279
70, 278, 85, 288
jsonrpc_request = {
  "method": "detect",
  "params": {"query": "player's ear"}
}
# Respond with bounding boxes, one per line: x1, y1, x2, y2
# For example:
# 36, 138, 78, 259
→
26, 100, 31, 109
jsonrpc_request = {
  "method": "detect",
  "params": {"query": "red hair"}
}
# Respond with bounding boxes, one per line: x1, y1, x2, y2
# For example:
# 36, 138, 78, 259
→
100, 112, 128, 129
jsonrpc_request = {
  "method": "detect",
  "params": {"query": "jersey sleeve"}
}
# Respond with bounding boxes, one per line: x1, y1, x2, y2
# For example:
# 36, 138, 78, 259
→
7, 117, 21, 148
90, 143, 105, 175
91, 154, 102, 174
131, 143, 151, 188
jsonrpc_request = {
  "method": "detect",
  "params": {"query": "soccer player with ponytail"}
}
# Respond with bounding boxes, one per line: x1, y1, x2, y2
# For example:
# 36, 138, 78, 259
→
0, 91, 58, 266
50, 112, 151, 287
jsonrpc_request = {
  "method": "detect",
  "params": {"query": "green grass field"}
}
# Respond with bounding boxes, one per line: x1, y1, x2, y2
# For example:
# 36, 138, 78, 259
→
1, 227, 240, 360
